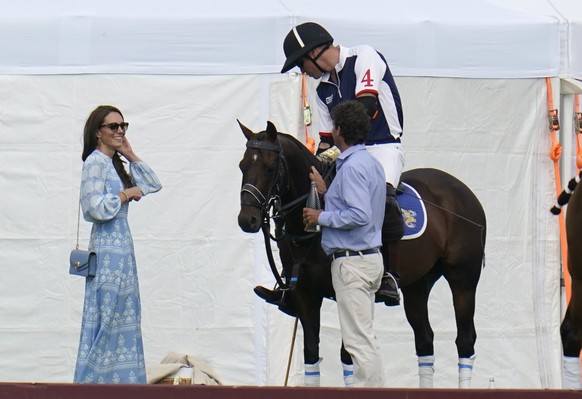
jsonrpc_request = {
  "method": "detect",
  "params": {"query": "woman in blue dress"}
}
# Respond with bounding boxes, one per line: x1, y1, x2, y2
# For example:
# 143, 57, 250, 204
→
74, 105, 162, 384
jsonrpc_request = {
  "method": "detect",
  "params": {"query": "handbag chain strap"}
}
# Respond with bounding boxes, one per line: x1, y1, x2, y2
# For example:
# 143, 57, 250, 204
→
75, 193, 81, 250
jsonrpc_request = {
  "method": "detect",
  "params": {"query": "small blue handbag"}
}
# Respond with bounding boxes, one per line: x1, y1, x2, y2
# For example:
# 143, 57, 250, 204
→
69, 249, 96, 277
70, 194, 96, 278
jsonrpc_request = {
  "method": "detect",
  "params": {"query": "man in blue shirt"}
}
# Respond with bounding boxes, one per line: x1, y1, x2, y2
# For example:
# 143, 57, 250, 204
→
303, 100, 385, 387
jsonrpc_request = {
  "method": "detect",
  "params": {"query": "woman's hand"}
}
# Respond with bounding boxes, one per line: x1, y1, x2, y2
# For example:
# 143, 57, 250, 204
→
118, 137, 140, 162
119, 186, 143, 202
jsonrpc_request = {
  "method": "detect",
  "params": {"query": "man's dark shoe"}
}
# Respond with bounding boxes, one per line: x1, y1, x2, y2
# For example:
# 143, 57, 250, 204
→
254, 285, 297, 317
375, 273, 400, 306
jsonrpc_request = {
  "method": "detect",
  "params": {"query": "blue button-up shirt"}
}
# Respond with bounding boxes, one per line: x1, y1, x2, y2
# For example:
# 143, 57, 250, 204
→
317, 144, 386, 255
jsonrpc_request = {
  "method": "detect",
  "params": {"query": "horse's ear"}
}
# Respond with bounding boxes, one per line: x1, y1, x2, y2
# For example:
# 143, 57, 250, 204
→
266, 121, 278, 140
237, 120, 255, 141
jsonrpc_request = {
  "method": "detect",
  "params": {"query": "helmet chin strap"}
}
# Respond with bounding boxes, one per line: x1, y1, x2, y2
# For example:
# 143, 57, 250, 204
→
304, 43, 332, 75
311, 60, 327, 75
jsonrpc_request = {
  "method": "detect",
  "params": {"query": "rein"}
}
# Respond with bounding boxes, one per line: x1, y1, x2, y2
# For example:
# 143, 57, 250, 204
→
241, 138, 288, 288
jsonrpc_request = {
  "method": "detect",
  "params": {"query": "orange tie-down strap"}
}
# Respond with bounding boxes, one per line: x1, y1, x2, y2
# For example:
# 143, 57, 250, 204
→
576, 95, 582, 168
302, 74, 315, 154
546, 77, 570, 304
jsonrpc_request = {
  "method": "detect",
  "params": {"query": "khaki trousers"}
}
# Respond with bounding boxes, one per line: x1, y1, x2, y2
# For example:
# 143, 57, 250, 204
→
331, 251, 385, 387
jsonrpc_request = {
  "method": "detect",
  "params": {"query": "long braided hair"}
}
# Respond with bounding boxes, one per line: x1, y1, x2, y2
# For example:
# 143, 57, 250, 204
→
82, 105, 134, 189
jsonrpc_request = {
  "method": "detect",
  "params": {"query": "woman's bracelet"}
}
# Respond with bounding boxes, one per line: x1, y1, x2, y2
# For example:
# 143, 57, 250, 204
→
120, 191, 129, 202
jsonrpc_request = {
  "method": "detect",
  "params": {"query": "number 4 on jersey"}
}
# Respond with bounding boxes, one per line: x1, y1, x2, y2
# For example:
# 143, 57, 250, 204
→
361, 69, 374, 87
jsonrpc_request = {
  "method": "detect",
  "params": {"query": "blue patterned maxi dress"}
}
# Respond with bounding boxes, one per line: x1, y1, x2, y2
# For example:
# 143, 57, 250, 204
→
74, 149, 161, 384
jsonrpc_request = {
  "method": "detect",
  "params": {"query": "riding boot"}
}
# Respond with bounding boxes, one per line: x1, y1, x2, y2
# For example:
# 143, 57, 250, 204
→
254, 286, 283, 304
376, 273, 400, 305
253, 285, 296, 317
375, 183, 404, 306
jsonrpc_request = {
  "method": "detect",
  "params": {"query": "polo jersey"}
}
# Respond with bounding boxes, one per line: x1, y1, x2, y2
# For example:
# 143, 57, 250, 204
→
316, 45, 403, 144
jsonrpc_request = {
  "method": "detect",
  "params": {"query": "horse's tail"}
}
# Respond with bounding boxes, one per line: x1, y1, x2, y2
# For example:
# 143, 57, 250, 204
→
551, 170, 582, 215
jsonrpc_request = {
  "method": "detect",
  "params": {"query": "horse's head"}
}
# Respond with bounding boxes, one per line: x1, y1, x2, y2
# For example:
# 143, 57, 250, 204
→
237, 120, 321, 235
237, 120, 285, 233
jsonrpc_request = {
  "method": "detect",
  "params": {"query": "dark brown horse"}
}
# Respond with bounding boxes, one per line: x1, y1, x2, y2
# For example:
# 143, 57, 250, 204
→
553, 170, 582, 389
237, 121, 486, 388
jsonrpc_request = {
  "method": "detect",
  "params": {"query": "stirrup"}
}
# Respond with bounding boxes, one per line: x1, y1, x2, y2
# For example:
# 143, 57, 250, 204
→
375, 273, 400, 306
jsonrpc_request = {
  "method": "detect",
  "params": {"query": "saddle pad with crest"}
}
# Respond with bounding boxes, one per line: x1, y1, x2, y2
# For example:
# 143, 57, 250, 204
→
397, 182, 427, 240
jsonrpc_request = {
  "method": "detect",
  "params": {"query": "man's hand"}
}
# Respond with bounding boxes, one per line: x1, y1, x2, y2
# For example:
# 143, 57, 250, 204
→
309, 166, 327, 194
303, 208, 322, 227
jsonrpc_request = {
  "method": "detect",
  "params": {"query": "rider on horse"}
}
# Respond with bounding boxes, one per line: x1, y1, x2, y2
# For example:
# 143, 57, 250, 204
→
255, 22, 405, 309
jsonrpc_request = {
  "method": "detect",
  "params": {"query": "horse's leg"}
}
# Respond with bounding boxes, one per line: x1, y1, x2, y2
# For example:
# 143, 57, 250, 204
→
561, 276, 582, 389
444, 259, 480, 389
561, 306, 582, 389
296, 294, 323, 386
402, 267, 441, 388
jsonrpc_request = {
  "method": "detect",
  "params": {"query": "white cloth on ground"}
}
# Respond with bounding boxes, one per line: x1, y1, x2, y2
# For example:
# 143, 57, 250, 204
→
147, 352, 222, 385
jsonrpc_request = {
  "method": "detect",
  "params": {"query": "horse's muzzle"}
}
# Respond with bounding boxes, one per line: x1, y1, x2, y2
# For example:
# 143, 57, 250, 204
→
238, 208, 261, 233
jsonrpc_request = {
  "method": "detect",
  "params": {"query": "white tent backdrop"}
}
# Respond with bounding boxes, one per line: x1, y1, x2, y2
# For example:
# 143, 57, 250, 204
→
0, 0, 580, 389
0, 0, 580, 78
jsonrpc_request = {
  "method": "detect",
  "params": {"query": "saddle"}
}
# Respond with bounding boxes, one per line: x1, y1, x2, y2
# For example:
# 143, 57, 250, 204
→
396, 182, 427, 240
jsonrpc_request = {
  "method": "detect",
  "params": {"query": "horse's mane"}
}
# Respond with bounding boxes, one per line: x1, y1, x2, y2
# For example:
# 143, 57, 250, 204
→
276, 132, 323, 174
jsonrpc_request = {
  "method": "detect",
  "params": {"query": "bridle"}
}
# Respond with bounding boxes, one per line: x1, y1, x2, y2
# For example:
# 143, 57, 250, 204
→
242, 139, 281, 197
240, 136, 319, 290
240, 138, 311, 239
240, 139, 285, 234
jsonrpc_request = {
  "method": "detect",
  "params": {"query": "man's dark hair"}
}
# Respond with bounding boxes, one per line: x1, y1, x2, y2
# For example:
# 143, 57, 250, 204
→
331, 100, 371, 145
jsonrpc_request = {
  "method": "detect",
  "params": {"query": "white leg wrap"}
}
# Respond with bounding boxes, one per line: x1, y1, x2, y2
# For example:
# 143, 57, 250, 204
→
304, 358, 322, 387
563, 356, 582, 390
458, 355, 476, 389
418, 355, 435, 388
342, 362, 354, 387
